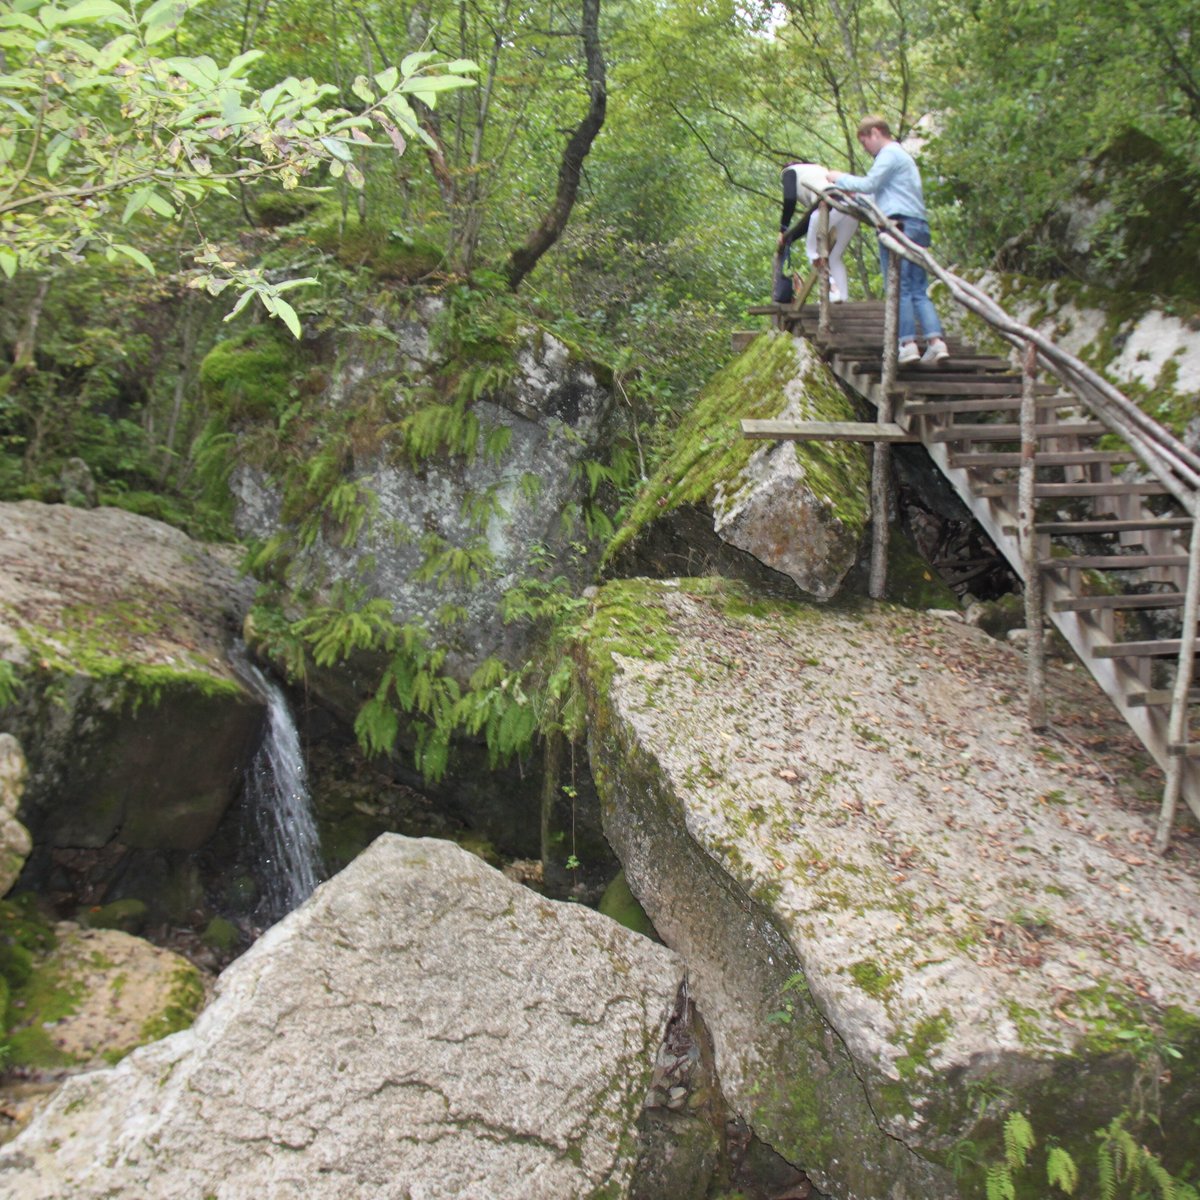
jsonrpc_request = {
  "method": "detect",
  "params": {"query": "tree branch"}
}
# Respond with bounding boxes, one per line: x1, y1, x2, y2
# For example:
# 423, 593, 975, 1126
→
502, 0, 605, 290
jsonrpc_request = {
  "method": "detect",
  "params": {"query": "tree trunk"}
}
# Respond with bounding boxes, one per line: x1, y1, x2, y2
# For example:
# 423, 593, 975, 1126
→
502, 0, 606, 291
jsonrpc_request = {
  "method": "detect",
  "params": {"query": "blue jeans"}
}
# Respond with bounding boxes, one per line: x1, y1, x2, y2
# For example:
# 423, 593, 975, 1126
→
879, 216, 943, 345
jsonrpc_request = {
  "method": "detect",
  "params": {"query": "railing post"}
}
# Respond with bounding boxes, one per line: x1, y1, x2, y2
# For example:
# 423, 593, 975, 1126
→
870, 245, 901, 599
1157, 510, 1200, 852
817, 201, 832, 341
1019, 341, 1048, 729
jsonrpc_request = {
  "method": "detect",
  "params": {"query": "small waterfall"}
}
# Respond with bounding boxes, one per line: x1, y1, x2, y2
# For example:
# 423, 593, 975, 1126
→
235, 655, 324, 924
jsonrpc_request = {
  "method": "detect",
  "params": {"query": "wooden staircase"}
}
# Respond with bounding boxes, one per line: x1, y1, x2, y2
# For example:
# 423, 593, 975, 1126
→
743, 300, 1200, 837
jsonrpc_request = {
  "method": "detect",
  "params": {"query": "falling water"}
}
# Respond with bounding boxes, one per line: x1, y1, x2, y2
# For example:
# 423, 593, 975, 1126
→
235, 656, 324, 924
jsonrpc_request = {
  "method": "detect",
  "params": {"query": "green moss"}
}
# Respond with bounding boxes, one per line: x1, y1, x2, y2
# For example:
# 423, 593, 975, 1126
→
201, 916, 240, 953
598, 870, 658, 939
606, 331, 870, 560
139, 964, 205, 1043
79, 898, 147, 934
250, 188, 323, 228
199, 327, 300, 421
896, 1010, 952, 1081
849, 958, 899, 999
310, 214, 443, 282
885, 526, 960, 610
5, 941, 87, 1069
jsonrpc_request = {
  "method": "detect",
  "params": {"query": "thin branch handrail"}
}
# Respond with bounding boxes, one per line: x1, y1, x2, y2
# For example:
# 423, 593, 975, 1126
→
816, 189, 1200, 515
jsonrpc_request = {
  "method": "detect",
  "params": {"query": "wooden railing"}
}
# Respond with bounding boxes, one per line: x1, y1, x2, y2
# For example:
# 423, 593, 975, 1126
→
781, 192, 1200, 852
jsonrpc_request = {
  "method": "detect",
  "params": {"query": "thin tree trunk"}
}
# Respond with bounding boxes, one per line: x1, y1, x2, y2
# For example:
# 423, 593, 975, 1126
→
503, 0, 606, 291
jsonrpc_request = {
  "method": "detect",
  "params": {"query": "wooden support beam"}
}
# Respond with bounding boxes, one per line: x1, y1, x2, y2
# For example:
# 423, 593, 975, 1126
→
973, 481, 1170, 498
1094, 640, 1199, 658
1040, 554, 1188, 570
741, 420, 917, 442
1128, 689, 1200, 708
1053, 593, 1185, 612
952, 450, 1136, 469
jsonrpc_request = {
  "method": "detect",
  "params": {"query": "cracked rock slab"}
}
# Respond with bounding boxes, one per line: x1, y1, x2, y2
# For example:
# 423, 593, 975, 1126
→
583, 578, 1200, 1200
0, 835, 683, 1200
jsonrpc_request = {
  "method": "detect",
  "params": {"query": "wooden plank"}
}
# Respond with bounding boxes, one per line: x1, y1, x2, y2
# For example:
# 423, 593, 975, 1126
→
895, 380, 1056, 397
972, 481, 1170, 497
1031, 518, 1192, 534
1040, 554, 1189, 570
741, 420, 917, 442
839, 356, 1012, 373
952, 450, 1135, 468
1168, 743, 1200, 757
928, 422, 1107, 443
1128, 688, 1200, 708
1094, 640, 1198, 659
1053, 593, 1185, 611
902, 398, 1065, 415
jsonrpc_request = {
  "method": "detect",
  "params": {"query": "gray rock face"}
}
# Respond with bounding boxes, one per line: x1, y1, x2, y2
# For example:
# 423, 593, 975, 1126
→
233, 319, 616, 688
0, 733, 31, 895
0, 835, 685, 1200
583, 578, 1200, 1199
0, 501, 262, 854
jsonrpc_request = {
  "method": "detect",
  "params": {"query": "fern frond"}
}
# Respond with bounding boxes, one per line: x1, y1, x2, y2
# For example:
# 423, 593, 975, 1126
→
986, 1162, 1016, 1200
1046, 1146, 1079, 1195
1004, 1112, 1035, 1170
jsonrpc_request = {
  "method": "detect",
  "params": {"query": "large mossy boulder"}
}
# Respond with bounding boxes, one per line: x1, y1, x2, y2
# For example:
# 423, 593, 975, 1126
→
0, 835, 685, 1199
581, 577, 1200, 1200
607, 332, 870, 601
0, 502, 262, 855
3, 919, 205, 1073
227, 299, 618, 696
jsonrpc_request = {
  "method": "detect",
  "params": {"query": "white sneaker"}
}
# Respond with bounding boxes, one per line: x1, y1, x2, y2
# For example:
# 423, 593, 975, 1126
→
897, 341, 920, 365
921, 338, 950, 366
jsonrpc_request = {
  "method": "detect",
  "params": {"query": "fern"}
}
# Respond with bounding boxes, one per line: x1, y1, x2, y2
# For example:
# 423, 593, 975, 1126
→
0, 660, 22, 708
1047, 1146, 1080, 1195
986, 1162, 1016, 1200
1004, 1112, 1035, 1170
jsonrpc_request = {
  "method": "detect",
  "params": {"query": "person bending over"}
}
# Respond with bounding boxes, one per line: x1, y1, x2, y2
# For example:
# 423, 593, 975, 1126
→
826, 116, 949, 366
778, 161, 859, 303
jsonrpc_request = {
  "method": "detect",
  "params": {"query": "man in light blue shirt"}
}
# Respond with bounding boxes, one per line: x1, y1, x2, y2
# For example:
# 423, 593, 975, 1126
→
826, 115, 949, 367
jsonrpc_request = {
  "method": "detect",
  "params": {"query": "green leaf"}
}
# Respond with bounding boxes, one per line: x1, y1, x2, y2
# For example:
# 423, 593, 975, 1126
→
121, 185, 153, 222
374, 66, 398, 93
444, 59, 478, 73
319, 135, 352, 162
344, 162, 364, 189
273, 298, 301, 338
62, 0, 131, 26
112, 242, 154, 272
0, 249, 17, 278
399, 50, 437, 76
351, 74, 374, 105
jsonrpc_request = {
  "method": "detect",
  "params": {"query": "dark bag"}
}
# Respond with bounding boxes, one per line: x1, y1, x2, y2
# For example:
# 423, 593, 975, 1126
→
772, 245, 794, 304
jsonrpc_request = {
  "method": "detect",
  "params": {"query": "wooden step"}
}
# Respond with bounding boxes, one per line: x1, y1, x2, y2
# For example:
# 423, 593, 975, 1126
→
741, 420, 917, 442
902, 398, 1075, 416
1039, 554, 1188, 570
1053, 593, 1186, 612
951, 450, 1136, 469
894, 381, 1058, 397
929, 422, 1108, 443
1031, 518, 1192, 535
1128, 688, 1200, 708
1094, 640, 1198, 659
839, 355, 1012, 374
972, 481, 1170, 498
